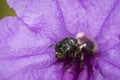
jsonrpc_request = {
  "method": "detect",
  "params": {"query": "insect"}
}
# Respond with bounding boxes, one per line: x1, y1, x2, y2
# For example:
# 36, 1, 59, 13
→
55, 33, 98, 80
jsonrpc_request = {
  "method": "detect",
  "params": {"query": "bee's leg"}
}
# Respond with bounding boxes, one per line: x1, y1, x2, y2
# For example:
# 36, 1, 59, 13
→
63, 53, 77, 70
80, 53, 84, 69
65, 58, 75, 69
64, 62, 72, 69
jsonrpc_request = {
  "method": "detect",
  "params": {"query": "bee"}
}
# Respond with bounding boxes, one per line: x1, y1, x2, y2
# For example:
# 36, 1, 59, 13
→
55, 33, 98, 80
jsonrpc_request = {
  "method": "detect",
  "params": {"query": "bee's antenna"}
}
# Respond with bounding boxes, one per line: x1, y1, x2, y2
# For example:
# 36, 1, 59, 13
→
48, 44, 55, 48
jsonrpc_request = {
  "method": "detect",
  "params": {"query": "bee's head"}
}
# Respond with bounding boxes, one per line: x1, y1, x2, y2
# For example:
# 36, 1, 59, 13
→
55, 37, 78, 59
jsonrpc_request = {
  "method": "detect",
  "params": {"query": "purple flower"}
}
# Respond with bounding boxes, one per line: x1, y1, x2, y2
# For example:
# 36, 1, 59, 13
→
0, 0, 120, 80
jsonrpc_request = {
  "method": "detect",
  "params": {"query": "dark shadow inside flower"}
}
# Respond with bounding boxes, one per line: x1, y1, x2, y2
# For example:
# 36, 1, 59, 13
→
54, 54, 94, 80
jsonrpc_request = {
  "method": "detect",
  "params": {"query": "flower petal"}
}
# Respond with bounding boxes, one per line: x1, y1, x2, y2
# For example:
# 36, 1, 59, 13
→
0, 51, 56, 80
0, 17, 51, 58
51, 0, 116, 37
0, 17, 56, 80
6, 0, 115, 37
97, 41, 120, 80
96, 1, 120, 79
6, 0, 73, 40
96, 0, 120, 52
5, 0, 120, 80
